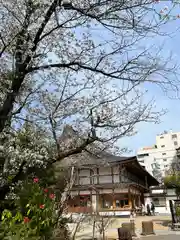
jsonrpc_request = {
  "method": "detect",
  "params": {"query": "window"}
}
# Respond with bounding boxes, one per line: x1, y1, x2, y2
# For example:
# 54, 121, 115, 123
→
115, 200, 120, 207
161, 145, 165, 148
101, 194, 129, 209
137, 153, 149, 158
101, 195, 113, 209
139, 160, 144, 163
164, 165, 168, 168
172, 134, 177, 139
120, 199, 129, 207
79, 195, 91, 207
153, 198, 159, 206
114, 194, 129, 208
115, 200, 129, 208
174, 141, 178, 146
163, 159, 167, 162
160, 136, 164, 139
162, 153, 166, 156
153, 197, 166, 207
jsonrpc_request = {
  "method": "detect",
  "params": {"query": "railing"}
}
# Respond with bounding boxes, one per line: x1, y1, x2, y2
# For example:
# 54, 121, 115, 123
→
68, 206, 132, 213
67, 206, 92, 213
97, 206, 131, 212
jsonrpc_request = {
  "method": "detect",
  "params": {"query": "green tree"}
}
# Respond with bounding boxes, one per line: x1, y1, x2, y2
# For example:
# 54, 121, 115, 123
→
164, 152, 180, 199
0, 122, 69, 215
0, 177, 70, 240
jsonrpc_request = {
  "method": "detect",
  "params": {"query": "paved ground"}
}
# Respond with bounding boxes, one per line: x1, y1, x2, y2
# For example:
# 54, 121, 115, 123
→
141, 234, 180, 240
108, 215, 171, 230
105, 215, 172, 239
72, 215, 180, 239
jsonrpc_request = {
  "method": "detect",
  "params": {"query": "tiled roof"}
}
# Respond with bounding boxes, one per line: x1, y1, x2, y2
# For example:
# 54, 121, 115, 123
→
55, 125, 159, 186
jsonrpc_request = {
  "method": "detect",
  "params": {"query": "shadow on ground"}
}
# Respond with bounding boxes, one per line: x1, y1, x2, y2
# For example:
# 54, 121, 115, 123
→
152, 219, 171, 227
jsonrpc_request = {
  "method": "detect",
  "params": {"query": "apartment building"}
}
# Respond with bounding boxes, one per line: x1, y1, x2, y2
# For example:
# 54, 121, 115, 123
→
137, 131, 180, 180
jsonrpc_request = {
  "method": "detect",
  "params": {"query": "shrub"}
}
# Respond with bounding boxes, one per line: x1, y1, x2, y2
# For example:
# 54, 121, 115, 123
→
0, 177, 69, 240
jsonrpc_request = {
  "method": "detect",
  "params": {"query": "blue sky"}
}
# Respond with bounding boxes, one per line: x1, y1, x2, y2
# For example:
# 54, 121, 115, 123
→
72, 1, 180, 155
120, 1, 180, 155
37, 1, 180, 155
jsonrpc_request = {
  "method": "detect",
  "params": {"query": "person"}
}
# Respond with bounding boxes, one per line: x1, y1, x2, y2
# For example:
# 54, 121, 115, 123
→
130, 208, 136, 219
151, 202, 155, 216
146, 204, 151, 216
141, 204, 146, 216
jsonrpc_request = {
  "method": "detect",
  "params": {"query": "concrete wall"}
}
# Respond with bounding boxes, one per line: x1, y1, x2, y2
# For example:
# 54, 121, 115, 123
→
156, 132, 180, 150
137, 131, 180, 177
137, 148, 175, 177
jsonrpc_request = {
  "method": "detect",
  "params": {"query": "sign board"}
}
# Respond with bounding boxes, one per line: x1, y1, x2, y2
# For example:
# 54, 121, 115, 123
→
99, 189, 113, 194
114, 188, 128, 193
79, 190, 90, 195
151, 189, 164, 194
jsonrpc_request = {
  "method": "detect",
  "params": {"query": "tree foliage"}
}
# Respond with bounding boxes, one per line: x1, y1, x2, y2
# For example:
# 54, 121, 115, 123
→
164, 153, 180, 198
0, 0, 180, 201
0, 177, 70, 240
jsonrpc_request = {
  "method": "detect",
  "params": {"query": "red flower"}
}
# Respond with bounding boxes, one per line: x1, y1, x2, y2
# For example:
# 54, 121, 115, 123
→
44, 188, 48, 193
49, 193, 55, 199
24, 217, 30, 223
33, 177, 39, 183
39, 204, 45, 209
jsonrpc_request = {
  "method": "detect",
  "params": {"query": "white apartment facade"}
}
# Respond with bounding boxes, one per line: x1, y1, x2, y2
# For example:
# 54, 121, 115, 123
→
137, 131, 180, 180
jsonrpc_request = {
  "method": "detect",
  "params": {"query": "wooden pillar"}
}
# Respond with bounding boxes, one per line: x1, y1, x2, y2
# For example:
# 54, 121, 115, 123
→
133, 194, 136, 207
132, 194, 134, 208
138, 195, 141, 206
111, 166, 114, 184
112, 188, 116, 209
90, 169, 92, 184
113, 199, 116, 209
140, 192, 144, 205
77, 168, 80, 185
99, 193, 102, 210
145, 176, 148, 188
95, 192, 99, 214
97, 168, 99, 184
119, 165, 121, 183
128, 188, 132, 208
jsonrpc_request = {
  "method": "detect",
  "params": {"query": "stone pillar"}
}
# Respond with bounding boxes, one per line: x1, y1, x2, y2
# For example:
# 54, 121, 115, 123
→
118, 227, 132, 240
141, 221, 155, 236
121, 220, 136, 237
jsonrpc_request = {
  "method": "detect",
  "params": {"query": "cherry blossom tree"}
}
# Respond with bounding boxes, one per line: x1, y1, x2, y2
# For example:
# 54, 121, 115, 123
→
0, 0, 180, 203
155, 0, 180, 20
